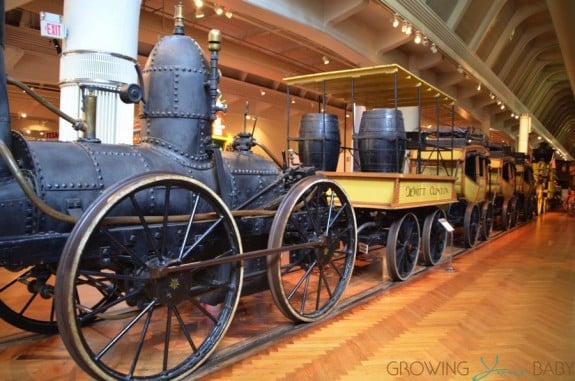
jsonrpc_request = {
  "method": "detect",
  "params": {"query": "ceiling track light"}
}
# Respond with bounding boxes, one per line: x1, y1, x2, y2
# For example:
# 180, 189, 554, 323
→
414, 31, 422, 44
405, 23, 412, 35
214, 5, 224, 15
476, 82, 481, 91
430, 43, 438, 54
322, 55, 330, 65
392, 14, 399, 28
457, 64, 464, 74
225, 10, 233, 18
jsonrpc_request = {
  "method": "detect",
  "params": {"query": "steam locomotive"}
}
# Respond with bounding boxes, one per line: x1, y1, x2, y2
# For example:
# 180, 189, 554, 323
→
0, 3, 357, 379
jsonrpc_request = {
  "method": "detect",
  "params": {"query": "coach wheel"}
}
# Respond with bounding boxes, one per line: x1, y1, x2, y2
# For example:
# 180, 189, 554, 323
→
386, 213, 420, 281
55, 172, 243, 380
525, 196, 535, 221
501, 198, 516, 231
267, 176, 357, 323
509, 197, 519, 227
421, 209, 447, 266
0, 265, 58, 334
536, 186, 546, 215
480, 201, 494, 241
463, 203, 481, 248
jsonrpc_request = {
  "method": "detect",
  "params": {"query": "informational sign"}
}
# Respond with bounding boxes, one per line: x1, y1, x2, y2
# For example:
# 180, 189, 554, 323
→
438, 218, 455, 232
40, 12, 66, 39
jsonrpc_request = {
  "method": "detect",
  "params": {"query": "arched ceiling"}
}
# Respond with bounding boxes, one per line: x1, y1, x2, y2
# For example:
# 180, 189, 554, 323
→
4, 0, 574, 159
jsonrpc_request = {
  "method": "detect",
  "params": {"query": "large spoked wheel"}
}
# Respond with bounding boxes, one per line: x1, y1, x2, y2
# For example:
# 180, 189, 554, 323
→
386, 213, 421, 281
480, 201, 494, 241
55, 172, 243, 380
509, 197, 519, 227
536, 186, 546, 215
525, 195, 536, 221
421, 209, 447, 266
0, 265, 58, 334
267, 176, 357, 323
463, 203, 481, 248
501, 198, 516, 231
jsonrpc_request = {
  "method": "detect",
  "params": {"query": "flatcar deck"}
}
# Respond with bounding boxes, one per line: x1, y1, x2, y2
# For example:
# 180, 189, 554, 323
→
319, 171, 456, 209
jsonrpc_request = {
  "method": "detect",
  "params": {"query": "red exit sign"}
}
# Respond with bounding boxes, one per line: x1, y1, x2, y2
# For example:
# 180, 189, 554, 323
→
40, 12, 66, 39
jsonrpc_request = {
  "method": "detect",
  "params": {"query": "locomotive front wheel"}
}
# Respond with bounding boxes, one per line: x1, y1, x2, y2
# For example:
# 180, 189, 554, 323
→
420, 209, 447, 266
386, 213, 421, 281
55, 172, 243, 380
267, 176, 357, 323
0, 265, 58, 334
480, 201, 494, 241
463, 203, 481, 248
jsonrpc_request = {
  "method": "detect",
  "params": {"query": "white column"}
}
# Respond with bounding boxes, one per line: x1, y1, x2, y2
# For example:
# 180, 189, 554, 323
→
58, 0, 141, 144
518, 113, 531, 154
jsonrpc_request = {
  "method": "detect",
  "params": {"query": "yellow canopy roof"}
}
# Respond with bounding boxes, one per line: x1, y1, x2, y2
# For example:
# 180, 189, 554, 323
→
283, 64, 455, 109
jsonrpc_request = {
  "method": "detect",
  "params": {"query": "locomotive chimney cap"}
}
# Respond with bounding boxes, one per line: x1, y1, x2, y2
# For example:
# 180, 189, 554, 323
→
173, 2, 185, 35
208, 29, 222, 52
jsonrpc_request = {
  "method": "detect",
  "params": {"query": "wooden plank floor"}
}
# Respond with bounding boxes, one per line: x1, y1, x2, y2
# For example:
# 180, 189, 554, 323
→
0, 211, 573, 380
202, 211, 575, 380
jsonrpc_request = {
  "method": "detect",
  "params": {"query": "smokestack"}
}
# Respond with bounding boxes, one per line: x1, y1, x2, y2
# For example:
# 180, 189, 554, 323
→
0, 0, 13, 177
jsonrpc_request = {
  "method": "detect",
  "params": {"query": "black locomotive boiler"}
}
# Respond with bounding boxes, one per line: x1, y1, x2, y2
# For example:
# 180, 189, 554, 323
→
0, 3, 357, 379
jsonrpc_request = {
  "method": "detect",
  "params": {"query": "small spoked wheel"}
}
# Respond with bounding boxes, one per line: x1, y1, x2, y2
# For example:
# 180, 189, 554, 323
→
267, 176, 357, 323
463, 203, 481, 248
480, 201, 494, 241
386, 213, 421, 281
421, 208, 447, 266
0, 265, 59, 334
55, 172, 243, 380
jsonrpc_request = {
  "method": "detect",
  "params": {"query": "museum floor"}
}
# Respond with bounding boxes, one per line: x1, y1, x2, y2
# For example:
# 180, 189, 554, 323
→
0, 211, 574, 380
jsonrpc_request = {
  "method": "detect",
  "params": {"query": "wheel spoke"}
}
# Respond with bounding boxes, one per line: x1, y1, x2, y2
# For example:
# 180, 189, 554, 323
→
178, 193, 200, 260
129, 194, 160, 258
160, 185, 172, 261
95, 299, 156, 361
179, 216, 225, 261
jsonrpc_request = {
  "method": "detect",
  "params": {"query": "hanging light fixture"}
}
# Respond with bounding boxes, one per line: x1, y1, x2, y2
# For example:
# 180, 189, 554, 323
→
194, 0, 204, 18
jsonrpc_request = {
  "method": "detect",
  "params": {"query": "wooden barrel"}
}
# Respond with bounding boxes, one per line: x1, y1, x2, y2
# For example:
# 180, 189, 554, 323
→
298, 113, 340, 171
532, 142, 554, 163
357, 109, 406, 172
